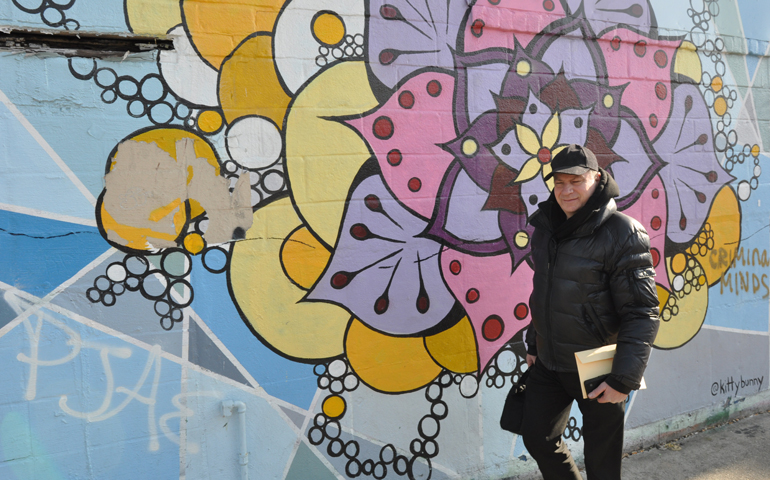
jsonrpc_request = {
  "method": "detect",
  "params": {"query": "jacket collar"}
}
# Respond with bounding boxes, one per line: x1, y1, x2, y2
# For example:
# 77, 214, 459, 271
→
530, 168, 619, 239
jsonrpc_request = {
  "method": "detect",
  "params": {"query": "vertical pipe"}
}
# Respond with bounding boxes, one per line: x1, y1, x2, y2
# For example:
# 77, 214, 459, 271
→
222, 400, 249, 480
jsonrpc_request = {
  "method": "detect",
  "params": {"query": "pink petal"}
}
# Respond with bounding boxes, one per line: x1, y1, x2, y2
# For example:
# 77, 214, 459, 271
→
440, 247, 533, 374
621, 175, 670, 290
346, 73, 456, 219
600, 29, 681, 141
464, 0, 566, 53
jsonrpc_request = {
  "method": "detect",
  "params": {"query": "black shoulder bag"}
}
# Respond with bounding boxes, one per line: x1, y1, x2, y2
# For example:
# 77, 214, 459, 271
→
499, 368, 530, 434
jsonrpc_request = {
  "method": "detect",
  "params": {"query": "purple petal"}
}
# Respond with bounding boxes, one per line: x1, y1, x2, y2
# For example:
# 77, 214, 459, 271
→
607, 119, 655, 201
540, 34, 602, 82
367, 0, 469, 90
307, 174, 456, 335
653, 84, 734, 243
443, 169, 503, 243
443, 112, 501, 189
454, 49, 516, 134
499, 210, 535, 269
565, 0, 656, 36
425, 162, 509, 255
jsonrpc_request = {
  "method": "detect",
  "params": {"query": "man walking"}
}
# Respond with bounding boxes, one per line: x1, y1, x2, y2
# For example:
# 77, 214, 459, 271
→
522, 144, 660, 479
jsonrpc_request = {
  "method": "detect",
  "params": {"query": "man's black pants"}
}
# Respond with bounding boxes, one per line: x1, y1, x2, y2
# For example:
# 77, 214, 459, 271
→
521, 360, 626, 480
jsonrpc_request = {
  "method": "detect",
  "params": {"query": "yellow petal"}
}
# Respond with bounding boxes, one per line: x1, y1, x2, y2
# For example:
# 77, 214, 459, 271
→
346, 318, 441, 393
285, 62, 379, 246
125, 0, 181, 35
219, 34, 291, 128
542, 163, 554, 190
513, 157, 542, 183
280, 226, 331, 290
515, 123, 541, 155
424, 316, 478, 374
229, 196, 349, 361
542, 111, 560, 148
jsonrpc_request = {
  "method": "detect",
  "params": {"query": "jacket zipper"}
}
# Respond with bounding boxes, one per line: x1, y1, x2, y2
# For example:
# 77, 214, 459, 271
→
545, 236, 559, 370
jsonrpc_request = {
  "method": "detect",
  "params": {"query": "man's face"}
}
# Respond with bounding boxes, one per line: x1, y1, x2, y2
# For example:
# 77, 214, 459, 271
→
553, 170, 601, 218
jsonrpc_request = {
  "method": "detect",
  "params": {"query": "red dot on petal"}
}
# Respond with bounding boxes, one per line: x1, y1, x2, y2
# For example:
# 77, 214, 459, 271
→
707, 171, 718, 183
611, 36, 621, 51
331, 272, 350, 289
471, 19, 484, 37
373, 116, 394, 140
379, 50, 395, 65
651, 248, 660, 267
375, 296, 389, 314
466, 288, 479, 303
654, 50, 668, 68
655, 82, 667, 100
514, 303, 529, 320
482, 315, 504, 341
634, 41, 647, 57
387, 149, 402, 166
652, 189, 660, 199
351, 223, 369, 239
398, 91, 415, 109
651, 216, 662, 231
380, 5, 399, 19
365, 195, 382, 213
631, 4, 644, 17
417, 295, 429, 313
649, 114, 658, 128
449, 260, 462, 275
543, 0, 555, 11
408, 177, 422, 192
427, 80, 442, 97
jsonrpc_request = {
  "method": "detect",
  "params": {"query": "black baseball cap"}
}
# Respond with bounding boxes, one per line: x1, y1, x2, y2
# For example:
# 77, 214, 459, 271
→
543, 144, 598, 180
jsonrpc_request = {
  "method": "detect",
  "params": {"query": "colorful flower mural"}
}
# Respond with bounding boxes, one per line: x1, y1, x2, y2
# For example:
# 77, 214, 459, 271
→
4, 0, 754, 477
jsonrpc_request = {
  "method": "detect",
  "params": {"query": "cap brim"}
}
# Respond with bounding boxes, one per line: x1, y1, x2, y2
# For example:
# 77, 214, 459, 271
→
543, 165, 592, 181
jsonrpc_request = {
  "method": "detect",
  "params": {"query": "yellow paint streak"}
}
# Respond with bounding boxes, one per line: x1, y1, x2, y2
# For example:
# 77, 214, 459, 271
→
116, 128, 220, 175
346, 319, 441, 393
285, 61, 379, 246
425, 317, 478, 373
229, 197, 349, 360
280, 226, 331, 290
149, 198, 184, 222
182, 0, 284, 69
187, 165, 194, 185
219, 34, 291, 128
100, 203, 179, 251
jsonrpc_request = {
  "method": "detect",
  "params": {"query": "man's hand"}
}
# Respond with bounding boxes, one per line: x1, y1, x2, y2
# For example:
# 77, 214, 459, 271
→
526, 354, 537, 367
588, 382, 628, 404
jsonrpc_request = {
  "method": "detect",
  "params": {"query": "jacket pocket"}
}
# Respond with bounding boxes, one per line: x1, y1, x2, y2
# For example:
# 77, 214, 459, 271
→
582, 304, 607, 344
628, 266, 657, 306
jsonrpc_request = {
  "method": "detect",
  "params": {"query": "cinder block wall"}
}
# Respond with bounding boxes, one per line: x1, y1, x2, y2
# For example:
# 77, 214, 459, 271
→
0, 0, 768, 478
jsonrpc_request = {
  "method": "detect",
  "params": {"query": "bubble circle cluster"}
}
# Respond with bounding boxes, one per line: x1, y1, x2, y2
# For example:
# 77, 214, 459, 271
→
68, 59, 191, 127
87, 249, 195, 330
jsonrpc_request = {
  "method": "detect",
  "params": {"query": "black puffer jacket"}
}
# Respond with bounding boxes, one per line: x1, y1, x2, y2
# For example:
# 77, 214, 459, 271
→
525, 169, 660, 394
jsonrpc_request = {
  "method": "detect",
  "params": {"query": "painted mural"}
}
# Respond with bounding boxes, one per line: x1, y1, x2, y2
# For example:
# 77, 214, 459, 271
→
0, 0, 769, 479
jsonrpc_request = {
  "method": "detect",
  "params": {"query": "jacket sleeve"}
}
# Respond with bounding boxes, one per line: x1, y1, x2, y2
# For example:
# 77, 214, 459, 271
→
607, 221, 660, 392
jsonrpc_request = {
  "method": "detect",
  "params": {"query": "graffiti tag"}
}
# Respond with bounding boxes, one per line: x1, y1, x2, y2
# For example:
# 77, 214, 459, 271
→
710, 375, 764, 396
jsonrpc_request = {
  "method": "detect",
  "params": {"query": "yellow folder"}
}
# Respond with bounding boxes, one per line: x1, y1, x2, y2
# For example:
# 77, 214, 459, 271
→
575, 345, 646, 399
